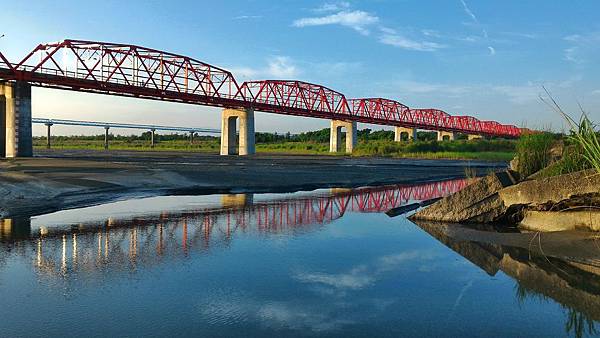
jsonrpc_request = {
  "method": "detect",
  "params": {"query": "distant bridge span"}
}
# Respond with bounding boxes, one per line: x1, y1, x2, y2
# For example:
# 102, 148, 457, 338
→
0, 39, 520, 157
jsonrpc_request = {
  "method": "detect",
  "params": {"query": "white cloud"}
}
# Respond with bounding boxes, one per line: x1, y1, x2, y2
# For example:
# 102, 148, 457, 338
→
500, 32, 538, 39
394, 80, 471, 97
232, 15, 262, 20
266, 56, 298, 78
293, 10, 379, 35
294, 250, 437, 292
230, 56, 299, 80
563, 32, 600, 64
422, 29, 442, 38
459, 0, 494, 54
379, 32, 446, 52
314, 1, 351, 13
390, 79, 547, 104
591, 89, 600, 96
460, 0, 478, 23
457, 36, 478, 43
295, 265, 375, 290
491, 84, 541, 104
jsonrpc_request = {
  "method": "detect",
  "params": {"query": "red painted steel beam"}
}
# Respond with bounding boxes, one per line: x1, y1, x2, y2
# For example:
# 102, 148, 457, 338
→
0, 51, 16, 80
0, 39, 521, 137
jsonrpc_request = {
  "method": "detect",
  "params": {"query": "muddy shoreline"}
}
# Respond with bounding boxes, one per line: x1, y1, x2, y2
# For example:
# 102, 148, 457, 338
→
0, 149, 507, 218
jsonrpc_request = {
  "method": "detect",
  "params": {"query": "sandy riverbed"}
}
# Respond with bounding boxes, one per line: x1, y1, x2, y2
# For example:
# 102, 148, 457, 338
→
0, 149, 506, 218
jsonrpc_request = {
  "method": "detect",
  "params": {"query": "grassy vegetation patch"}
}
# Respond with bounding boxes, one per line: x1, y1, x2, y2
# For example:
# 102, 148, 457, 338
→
34, 131, 516, 161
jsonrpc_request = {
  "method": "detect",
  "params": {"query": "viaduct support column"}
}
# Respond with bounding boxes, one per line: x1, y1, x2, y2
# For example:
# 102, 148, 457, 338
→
394, 127, 417, 142
220, 108, 255, 156
0, 81, 32, 158
437, 131, 456, 141
104, 127, 110, 150
45, 123, 52, 149
150, 129, 156, 148
329, 120, 357, 153
468, 134, 483, 140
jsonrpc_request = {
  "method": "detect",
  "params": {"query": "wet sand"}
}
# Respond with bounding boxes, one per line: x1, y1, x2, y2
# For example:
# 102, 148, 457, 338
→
0, 149, 506, 218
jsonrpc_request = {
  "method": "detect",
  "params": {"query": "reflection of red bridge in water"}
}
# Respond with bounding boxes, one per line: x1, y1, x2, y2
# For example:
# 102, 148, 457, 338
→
87, 178, 468, 234
226, 178, 468, 230
0, 179, 467, 276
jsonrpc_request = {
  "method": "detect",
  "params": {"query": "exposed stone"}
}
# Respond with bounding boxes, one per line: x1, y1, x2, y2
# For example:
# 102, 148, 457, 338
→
520, 209, 600, 232
509, 155, 519, 172
499, 169, 600, 207
409, 170, 519, 223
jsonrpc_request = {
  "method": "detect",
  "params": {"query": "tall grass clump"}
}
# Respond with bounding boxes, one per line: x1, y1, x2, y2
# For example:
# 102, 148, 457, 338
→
515, 132, 556, 177
542, 88, 600, 174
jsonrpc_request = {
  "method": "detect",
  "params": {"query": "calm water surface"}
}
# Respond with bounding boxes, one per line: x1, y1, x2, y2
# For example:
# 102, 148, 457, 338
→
0, 179, 599, 337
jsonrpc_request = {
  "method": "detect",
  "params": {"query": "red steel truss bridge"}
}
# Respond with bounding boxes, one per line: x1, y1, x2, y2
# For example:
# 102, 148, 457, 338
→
0, 39, 519, 138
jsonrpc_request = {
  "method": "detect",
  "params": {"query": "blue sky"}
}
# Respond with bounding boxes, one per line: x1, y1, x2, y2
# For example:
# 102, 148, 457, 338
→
1, 0, 599, 135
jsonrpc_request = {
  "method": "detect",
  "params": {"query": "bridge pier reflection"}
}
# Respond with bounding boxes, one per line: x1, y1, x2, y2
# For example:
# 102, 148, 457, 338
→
1, 179, 468, 278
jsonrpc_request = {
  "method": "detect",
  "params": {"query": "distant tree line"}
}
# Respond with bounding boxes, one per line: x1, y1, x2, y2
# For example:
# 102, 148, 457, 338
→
34, 128, 485, 143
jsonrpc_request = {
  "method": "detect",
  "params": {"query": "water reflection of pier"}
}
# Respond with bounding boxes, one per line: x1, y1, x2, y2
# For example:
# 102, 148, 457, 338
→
0, 179, 467, 278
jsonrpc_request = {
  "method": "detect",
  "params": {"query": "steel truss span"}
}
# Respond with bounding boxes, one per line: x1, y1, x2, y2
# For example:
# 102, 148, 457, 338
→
0, 40, 520, 138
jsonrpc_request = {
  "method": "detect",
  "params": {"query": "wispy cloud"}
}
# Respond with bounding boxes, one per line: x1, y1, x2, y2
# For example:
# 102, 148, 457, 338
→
592, 89, 600, 96
293, 10, 379, 35
459, 0, 494, 55
391, 79, 549, 104
230, 56, 299, 80
460, 0, 479, 24
500, 31, 538, 39
563, 32, 600, 64
379, 28, 446, 52
294, 250, 437, 292
232, 15, 262, 20
293, 5, 445, 51
313, 1, 351, 13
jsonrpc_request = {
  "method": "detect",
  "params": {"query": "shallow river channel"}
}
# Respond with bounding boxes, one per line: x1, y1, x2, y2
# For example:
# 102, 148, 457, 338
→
1, 178, 599, 337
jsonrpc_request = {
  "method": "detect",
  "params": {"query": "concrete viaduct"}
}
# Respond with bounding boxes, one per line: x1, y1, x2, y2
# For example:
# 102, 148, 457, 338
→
0, 39, 520, 158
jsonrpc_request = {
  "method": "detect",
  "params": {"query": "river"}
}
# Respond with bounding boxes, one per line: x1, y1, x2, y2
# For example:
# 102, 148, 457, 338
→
0, 178, 598, 337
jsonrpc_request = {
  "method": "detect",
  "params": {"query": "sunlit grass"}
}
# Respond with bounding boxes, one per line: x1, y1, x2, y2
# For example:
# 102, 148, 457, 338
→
34, 138, 515, 161
541, 87, 600, 175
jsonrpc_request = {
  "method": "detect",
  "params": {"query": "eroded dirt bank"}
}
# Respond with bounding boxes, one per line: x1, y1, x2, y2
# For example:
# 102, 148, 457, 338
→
0, 149, 505, 218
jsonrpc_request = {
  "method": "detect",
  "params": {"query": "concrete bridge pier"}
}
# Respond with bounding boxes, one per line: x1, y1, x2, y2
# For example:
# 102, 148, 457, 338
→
45, 122, 53, 149
437, 131, 456, 141
468, 134, 483, 140
394, 127, 417, 142
330, 120, 357, 153
150, 128, 156, 148
104, 126, 110, 150
220, 108, 255, 156
189, 131, 194, 145
0, 81, 32, 158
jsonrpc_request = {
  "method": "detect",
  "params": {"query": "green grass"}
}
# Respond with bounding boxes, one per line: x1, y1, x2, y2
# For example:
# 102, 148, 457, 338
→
34, 139, 221, 152
352, 139, 515, 161
514, 132, 556, 177
34, 137, 516, 161
538, 88, 600, 176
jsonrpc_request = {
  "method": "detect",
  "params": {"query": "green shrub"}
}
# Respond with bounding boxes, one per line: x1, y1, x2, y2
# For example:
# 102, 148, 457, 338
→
515, 133, 555, 177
